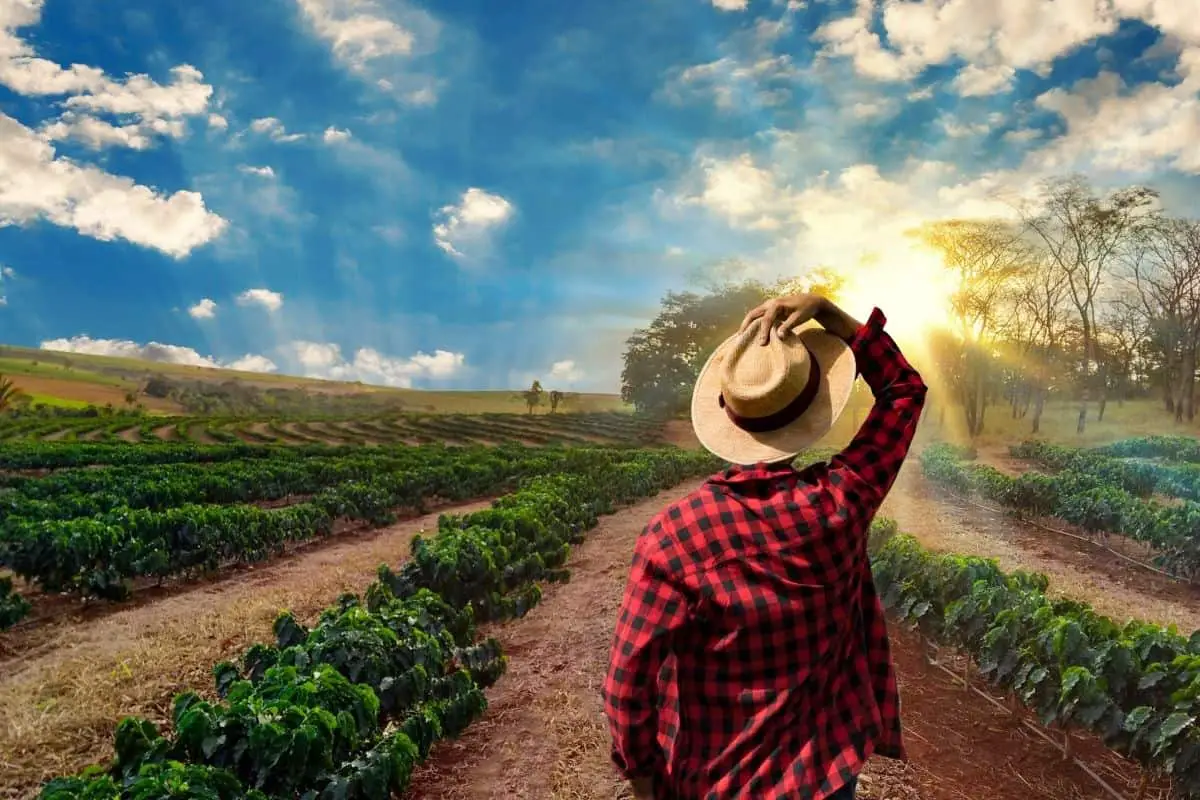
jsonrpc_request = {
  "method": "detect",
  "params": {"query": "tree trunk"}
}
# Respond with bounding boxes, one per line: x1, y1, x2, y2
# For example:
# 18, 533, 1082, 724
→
1097, 363, 1108, 422
1032, 387, 1046, 434
1077, 329, 1093, 435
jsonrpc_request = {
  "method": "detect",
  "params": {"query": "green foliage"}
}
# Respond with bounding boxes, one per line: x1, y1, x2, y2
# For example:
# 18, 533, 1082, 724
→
872, 533, 1200, 795
0, 574, 29, 629
39, 446, 721, 800
920, 442, 1200, 580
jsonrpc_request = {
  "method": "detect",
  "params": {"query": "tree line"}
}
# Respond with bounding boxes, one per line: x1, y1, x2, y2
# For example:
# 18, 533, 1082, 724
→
622, 174, 1200, 439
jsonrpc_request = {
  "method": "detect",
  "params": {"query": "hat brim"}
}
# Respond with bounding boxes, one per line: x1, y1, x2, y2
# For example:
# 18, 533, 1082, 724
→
691, 327, 856, 465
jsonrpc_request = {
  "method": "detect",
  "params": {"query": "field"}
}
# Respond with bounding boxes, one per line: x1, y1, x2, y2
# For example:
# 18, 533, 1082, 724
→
4, 400, 1200, 800
0, 346, 625, 417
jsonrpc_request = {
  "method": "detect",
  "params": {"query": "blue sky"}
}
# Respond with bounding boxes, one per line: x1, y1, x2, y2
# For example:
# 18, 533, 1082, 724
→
0, 0, 1198, 391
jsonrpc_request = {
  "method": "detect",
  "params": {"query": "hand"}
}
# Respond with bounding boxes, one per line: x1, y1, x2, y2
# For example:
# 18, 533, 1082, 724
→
630, 776, 655, 800
739, 294, 828, 345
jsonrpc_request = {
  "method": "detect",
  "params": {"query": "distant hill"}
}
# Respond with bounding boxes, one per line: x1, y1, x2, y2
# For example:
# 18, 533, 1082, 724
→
0, 345, 622, 416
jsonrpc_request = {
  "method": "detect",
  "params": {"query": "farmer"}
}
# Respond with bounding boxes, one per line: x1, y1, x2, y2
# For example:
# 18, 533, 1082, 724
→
602, 292, 927, 800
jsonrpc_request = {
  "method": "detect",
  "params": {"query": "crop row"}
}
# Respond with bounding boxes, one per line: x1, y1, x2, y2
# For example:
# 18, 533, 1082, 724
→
1012, 440, 1200, 503
38, 447, 720, 798
1096, 436, 1200, 464
920, 443, 1200, 580
0, 446, 661, 601
873, 531, 1200, 796
2, 445, 528, 518
0, 411, 664, 450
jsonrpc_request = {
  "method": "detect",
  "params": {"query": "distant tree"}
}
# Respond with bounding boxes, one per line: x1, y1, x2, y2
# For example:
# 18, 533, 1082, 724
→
0, 374, 27, 413
124, 390, 138, 408
1019, 176, 1159, 433
549, 390, 564, 413
621, 272, 844, 417
524, 381, 543, 414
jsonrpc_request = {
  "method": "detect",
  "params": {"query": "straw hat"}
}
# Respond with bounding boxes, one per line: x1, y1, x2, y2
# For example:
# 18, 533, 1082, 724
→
691, 318, 857, 465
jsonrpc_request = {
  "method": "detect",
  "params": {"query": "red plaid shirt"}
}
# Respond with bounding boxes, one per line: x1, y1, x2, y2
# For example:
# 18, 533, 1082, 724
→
603, 308, 926, 800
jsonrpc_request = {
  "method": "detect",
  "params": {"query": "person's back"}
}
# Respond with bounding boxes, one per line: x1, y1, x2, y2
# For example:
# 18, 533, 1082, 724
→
602, 295, 926, 800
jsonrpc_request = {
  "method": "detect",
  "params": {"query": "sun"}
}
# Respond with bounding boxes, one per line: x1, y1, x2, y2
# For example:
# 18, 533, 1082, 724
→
835, 250, 958, 339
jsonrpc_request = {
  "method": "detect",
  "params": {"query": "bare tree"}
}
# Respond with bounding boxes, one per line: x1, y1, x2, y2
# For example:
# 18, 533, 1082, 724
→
1012, 253, 1072, 433
914, 219, 1029, 436
1019, 176, 1158, 433
1124, 216, 1200, 421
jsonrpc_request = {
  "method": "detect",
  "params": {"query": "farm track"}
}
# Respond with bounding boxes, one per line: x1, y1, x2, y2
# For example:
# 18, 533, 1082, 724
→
881, 459, 1200, 631
407, 479, 1138, 800
0, 492, 424, 648
0, 497, 499, 799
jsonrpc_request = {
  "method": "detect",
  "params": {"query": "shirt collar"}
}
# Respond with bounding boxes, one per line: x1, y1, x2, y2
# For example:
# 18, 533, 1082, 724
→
709, 461, 800, 484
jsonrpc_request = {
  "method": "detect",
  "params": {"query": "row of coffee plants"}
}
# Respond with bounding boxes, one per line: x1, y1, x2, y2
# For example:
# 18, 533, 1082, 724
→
1097, 436, 1200, 464
2, 445, 528, 516
37, 447, 720, 799
0, 446, 660, 601
919, 443, 1200, 580
1011, 440, 1200, 502
873, 532, 1200, 797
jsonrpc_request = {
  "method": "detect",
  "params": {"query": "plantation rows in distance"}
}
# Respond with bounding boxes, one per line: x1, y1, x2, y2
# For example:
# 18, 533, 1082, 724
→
0, 409, 662, 449
921, 437, 1200, 580
33, 446, 721, 799
910, 435, 1200, 795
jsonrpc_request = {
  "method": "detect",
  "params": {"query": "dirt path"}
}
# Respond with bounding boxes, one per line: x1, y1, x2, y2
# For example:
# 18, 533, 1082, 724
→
880, 461, 1200, 632
0, 499, 494, 799
406, 482, 1133, 800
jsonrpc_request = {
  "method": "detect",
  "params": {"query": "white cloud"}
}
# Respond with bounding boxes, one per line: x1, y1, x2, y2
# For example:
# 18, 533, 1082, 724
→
815, 0, 1200, 98
664, 55, 801, 110
238, 164, 276, 178
188, 297, 217, 319
294, 0, 415, 70
939, 114, 991, 138
226, 354, 279, 373
287, 339, 466, 387
40, 335, 276, 373
0, 0, 213, 145
323, 125, 352, 143
0, 1, 224, 256
249, 117, 306, 143
666, 245, 686, 256
1, 266, 13, 278
38, 112, 185, 151
548, 359, 584, 383
1028, 69, 1200, 175
208, 114, 229, 131
677, 153, 786, 231
236, 288, 284, 312
952, 63, 1016, 96
404, 85, 437, 105
711, 0, 749, 10
0, 114, 227, 258
433, 187, 514, 258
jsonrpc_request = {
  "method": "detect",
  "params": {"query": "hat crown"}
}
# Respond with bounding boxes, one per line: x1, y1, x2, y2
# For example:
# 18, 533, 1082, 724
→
720, 323, 813, 419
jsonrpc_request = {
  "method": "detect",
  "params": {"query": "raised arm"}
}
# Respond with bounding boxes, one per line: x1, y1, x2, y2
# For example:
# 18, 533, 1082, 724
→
828, 306, 927, 510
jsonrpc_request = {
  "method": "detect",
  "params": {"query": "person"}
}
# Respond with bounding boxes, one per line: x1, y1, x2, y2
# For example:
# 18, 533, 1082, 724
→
601, 292, 927, 800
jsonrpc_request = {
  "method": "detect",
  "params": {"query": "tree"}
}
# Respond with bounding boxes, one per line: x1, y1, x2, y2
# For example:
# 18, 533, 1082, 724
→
524, 380, 543, 414
1123, 216, 1200, 421
0, 374, 27, 413
621, 272, 844, 416
1019, 176, 1158, 433
913, 219, 1030, 437
549, 390, 564, 413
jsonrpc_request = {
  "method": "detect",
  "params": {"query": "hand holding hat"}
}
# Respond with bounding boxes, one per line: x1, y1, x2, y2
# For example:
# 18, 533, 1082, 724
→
691, 293, 862, 465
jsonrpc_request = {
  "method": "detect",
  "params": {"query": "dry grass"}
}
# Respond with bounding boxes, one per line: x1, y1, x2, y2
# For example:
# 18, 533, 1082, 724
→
0, 501, 493, 800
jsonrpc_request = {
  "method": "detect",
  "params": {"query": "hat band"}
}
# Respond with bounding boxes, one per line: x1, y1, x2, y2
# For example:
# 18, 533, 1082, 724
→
718, 350, 821, 434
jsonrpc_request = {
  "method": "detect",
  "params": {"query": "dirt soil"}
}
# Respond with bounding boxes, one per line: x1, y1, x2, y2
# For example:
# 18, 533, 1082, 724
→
406, 481, 1143, 800
0, 499, 494, 799
880, 460, 1200, 632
